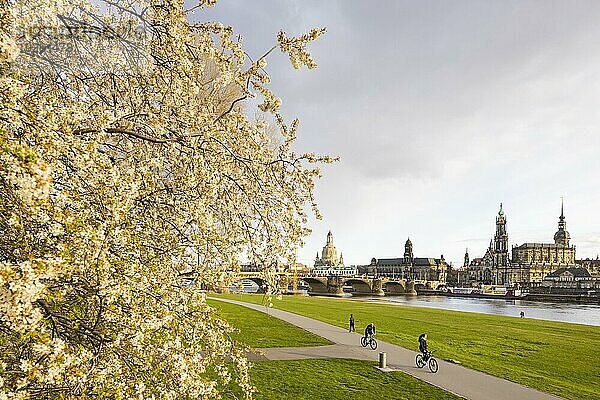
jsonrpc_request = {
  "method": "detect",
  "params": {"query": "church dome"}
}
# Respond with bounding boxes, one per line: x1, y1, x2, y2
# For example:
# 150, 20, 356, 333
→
554, 228, 570, 244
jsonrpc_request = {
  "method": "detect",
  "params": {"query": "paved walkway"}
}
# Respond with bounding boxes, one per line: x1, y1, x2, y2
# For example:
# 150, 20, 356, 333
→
210, 297, 564, 400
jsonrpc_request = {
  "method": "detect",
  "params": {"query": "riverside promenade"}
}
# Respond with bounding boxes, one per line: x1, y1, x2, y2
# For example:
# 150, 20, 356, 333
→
210, 297, 564, 400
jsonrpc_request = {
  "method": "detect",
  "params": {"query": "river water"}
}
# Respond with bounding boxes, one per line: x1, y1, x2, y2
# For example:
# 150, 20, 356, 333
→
352, 295, 600, 327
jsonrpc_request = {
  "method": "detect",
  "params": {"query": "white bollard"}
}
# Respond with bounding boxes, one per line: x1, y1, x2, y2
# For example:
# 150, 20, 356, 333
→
379, 352, 387, 369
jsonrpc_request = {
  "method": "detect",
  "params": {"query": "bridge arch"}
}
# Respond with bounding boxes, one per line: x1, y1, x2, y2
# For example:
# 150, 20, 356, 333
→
230, 277, 267, 293
342, 278, 372, 295
414, 282, 426, 292
300, 277, 328, 294
383, 281, 405, 294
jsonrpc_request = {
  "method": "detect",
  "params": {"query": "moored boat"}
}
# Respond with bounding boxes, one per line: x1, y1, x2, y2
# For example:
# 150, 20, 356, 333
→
446, 285, 524, 299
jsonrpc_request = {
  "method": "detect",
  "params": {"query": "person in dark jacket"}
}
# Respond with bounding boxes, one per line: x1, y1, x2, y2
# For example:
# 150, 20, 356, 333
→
365, 322, 376, 339
349, 314, 355, 332
418, 333, 428, 356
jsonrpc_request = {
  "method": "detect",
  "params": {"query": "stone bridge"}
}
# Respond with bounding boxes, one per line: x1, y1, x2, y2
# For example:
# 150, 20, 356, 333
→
299, 276, 414, 296
229, 272, 445, 296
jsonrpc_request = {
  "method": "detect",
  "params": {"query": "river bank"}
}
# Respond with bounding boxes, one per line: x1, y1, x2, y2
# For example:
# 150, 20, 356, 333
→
417, 289, 600, 304
360, 294, 600, 326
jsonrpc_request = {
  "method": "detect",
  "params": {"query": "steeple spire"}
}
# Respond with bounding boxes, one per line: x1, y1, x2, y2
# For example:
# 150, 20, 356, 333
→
558, 198, 566, 227
554, 198, 570, 246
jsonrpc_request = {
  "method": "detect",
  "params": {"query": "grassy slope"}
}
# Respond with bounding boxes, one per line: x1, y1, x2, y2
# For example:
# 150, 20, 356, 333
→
249, 359, 462, 400
207, 298, 332, 348
216, 294, 600, 400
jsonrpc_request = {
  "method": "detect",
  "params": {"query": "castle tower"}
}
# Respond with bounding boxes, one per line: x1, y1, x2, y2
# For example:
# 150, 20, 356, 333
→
554, 199, 571, 247
403, 238, 414, 264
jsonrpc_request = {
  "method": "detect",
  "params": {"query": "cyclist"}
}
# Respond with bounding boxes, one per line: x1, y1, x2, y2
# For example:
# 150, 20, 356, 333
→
418, 333, 429, 358
365, 322, 376, 340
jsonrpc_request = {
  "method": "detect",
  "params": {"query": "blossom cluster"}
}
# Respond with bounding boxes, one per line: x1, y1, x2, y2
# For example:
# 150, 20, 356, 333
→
277, 27, 326, 69
1, 0, 330, 399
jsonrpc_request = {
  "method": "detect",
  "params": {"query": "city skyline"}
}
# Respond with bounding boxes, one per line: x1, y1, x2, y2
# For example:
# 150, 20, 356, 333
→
312, 200, 599, 268
203, 1, 600, 267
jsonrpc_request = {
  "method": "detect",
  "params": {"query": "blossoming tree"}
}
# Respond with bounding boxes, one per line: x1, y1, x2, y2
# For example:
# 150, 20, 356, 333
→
0, 0, 329, 398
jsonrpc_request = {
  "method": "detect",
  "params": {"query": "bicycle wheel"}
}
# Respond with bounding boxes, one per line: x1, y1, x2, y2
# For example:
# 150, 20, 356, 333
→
415, 354, 425, 368
428, 357, 439, 373
360, 336, 367, 347
369, 338, 378, 350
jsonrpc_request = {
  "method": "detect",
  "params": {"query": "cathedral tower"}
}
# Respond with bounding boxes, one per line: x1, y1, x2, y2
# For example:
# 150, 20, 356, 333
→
493, 203, 510, 284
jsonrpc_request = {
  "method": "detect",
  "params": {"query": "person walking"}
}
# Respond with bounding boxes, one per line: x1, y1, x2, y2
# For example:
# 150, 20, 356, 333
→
349, 314, 355, 332
520, 311, 525, 318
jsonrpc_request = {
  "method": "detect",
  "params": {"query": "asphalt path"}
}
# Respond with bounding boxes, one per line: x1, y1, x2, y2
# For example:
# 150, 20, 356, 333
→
210, 297, 564, 400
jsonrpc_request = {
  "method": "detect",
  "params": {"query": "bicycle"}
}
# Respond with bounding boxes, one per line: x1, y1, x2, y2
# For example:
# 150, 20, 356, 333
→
360, 335, 378, 350
415, 350, 438, 373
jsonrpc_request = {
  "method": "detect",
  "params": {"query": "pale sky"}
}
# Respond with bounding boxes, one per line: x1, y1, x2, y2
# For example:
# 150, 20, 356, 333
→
202, 1, 600, 268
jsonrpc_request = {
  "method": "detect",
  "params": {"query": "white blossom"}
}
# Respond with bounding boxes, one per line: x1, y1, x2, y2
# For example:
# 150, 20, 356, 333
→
0, 0, 330, 398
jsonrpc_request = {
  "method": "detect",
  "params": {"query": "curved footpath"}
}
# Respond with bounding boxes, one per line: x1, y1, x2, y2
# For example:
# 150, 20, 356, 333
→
210, 297, 564, 400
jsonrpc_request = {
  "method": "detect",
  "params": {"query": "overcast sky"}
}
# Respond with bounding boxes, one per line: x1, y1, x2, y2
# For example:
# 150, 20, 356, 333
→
201, 1, 600, 268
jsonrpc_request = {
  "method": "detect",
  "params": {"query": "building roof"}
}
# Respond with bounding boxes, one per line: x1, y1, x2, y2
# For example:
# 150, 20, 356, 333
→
514, 243, 574, 249
545, 267, 591, 278
376, 258, 403, 265
414, 258, 438, 266
375, 257, 440, 266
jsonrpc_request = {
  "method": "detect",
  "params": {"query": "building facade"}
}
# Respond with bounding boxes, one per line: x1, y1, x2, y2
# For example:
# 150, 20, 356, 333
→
575, 258, 600, 275
365, 238, 447, 282
312, 265, 358, 277
541, 267, 598, 291
510, 202, 576, 287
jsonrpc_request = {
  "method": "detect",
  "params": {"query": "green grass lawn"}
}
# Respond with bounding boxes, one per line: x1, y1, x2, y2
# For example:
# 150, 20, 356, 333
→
208, 299, 461, 399
207, 298, 332, 348
215, 294, 600, 400
248, 358, 462, 400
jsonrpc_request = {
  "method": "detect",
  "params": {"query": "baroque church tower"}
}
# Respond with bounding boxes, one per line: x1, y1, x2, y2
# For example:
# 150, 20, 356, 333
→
493, 203, 510, 284
494, 203, 510, 266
